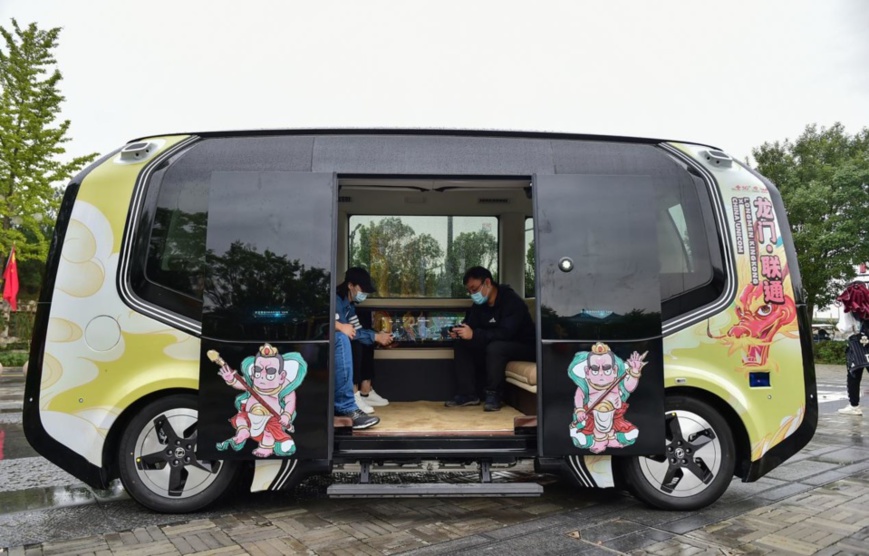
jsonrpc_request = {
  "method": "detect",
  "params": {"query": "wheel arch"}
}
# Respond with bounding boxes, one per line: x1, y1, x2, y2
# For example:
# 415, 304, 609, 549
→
666, 386, 750, 479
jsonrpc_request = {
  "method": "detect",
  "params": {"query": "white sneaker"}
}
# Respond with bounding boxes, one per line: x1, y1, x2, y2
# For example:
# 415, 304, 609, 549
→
838, 405, 863, 415
355, 391, 375, 414
361, 389, 389, 406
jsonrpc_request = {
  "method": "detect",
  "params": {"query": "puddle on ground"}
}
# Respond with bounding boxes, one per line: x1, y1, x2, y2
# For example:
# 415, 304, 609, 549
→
0, 422, 38, 460
0, 481, 127, 513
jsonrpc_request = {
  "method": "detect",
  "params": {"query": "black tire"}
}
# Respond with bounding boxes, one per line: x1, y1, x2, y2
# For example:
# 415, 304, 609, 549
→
117, 393, 240, 513
622, 395, 736, 511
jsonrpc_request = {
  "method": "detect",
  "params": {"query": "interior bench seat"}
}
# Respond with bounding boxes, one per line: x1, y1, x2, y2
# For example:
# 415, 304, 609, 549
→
505, 297, 538, 393
505, 361, 537, 393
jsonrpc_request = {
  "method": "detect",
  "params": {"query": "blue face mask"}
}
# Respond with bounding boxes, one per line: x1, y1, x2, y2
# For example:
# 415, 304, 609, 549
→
470, 284, 488, 305
355, 291, 368, 303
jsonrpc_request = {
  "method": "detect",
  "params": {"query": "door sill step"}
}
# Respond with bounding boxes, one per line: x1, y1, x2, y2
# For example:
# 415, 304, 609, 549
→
327, 483, 543, 498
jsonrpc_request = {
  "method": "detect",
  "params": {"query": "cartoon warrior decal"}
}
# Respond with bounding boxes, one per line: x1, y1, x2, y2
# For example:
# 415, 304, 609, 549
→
209, 344, 307, 457
568, 343, 648, 453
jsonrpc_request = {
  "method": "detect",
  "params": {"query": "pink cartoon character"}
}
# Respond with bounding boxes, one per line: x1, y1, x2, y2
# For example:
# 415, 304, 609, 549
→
568, 342, 647, 453
210, 344, 307, 457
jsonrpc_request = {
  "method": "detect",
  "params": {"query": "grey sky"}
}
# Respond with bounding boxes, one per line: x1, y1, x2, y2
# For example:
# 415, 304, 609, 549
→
1, 0, 867, 164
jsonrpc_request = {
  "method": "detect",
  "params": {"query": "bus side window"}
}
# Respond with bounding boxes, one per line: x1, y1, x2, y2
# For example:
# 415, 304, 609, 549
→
658, 171, 724, 320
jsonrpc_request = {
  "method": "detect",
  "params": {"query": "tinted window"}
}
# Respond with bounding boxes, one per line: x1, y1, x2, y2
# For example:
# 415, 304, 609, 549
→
535, 174, 662, 341
349, 215, 498, 298
201, 172, 333, 342
658, 163, 725, 320
657, 172, 715, 300
534, 168, 723, 334
132, 136, 315, 324
146, 166, 208, 301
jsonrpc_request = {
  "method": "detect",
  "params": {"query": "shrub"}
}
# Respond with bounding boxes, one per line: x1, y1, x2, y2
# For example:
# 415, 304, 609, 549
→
0, 351, 29, 367
8, 312, 35, 341
4, 341, 30, 351
813, 340, 846, 365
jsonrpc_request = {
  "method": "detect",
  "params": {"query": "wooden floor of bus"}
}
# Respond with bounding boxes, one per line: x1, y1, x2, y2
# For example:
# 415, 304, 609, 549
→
352, 401, 524, 436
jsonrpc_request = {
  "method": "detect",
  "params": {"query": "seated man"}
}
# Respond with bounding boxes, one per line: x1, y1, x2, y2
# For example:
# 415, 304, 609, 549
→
446, 266, 536, 411
335, 267, 393, 428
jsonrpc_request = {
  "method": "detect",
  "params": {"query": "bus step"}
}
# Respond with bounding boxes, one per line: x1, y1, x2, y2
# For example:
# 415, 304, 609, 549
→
327, 482, 543, 498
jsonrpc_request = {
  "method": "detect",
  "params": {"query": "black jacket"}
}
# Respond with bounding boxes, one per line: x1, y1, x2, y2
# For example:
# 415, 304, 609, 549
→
463, 285, 535, 346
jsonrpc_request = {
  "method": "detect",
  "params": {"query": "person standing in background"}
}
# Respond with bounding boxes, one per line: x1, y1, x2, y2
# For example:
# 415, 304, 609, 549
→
836, 282, 869, 416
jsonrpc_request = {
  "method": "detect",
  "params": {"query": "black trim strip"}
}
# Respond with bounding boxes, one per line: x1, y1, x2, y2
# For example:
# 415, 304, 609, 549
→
116, 136, 202, 335
23, 148, 123, 490
658, 143, 738, 335
567, 455, 596, 487
272, 460, 298, 490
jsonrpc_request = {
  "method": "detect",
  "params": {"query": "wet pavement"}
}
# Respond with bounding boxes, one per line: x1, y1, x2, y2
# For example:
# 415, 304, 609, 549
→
0, 365, 867, 554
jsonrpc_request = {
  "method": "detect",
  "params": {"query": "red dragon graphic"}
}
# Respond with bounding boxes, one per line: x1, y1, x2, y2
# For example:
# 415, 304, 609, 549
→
708, 280, 797, 372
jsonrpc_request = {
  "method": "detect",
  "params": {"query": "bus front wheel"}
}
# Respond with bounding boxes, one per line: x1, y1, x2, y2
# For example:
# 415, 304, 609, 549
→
117, 393, 239, 513
622, 395, 736, 511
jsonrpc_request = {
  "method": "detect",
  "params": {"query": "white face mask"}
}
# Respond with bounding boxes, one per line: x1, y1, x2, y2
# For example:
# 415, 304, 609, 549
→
354, 287, 368, 303
470, 282, 488, 305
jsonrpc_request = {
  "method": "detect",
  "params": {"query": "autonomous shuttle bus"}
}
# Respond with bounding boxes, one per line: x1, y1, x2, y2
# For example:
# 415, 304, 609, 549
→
24, 130, 817, 512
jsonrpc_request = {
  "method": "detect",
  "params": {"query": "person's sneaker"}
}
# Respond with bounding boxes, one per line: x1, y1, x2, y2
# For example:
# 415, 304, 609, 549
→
339, 408, 380, 429
354, 391, 376, 414
838, 405, 863, 415
484, 390, 502, 412
444, 394, 481, 407
361, 389, 389, 406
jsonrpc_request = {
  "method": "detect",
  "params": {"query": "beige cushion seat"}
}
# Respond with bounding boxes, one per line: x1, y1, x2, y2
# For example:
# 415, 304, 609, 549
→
504, 297, 539, 394
505, 360, 537, 393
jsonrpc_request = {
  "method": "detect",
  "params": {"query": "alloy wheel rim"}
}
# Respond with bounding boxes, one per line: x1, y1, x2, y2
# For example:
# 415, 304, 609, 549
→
133, 408, 222, 499
637, 409, 722, 498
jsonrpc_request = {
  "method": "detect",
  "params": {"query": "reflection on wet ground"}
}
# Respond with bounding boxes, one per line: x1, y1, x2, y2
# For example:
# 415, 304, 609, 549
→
0, 482, 127, 514
0, 422, 38, 460
0, 370, 38, 462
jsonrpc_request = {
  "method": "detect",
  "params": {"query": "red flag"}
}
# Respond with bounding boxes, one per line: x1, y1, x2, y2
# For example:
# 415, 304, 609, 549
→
3, 247, 18, 312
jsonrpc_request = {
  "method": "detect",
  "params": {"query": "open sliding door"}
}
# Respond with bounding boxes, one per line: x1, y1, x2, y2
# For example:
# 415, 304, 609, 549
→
534, 174, 665, 458
197, 171, 336, 463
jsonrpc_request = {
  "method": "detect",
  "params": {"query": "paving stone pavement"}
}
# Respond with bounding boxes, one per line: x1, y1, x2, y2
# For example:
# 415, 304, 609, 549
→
1, 365, 868, 555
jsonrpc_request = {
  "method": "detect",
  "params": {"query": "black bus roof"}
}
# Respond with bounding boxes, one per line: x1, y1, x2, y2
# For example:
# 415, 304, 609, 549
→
131, 127, 720, 151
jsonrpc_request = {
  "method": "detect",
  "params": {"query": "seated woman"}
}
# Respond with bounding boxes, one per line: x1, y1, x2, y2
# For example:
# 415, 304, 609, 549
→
353, 307, 390, 414
334, 267, 393, 428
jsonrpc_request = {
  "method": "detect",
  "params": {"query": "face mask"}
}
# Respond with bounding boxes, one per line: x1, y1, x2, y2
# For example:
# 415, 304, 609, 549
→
355, 290, 368, 303
470, 284, 487, 305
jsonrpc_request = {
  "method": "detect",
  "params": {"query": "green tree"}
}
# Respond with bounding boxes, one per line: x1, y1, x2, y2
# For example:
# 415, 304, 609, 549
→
204, 241, 331, 338
444, 229, 498, 296
350, 217, 443, 296
752, 123, 869, 316
525, 238, 535, 297
0, 19, 98, 267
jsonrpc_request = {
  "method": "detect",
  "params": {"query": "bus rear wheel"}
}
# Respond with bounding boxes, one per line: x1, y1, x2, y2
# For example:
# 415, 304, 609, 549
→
622, 395, 735, 511
117, 393, 239, 513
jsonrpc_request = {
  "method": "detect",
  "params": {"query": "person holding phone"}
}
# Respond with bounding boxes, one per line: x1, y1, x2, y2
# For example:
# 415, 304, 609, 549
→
445, 266, 536, 411
335, 267, 394, 428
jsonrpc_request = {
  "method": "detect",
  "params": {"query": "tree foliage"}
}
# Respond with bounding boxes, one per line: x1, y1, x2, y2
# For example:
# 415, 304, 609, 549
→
349, 217, 499, 297
0, 18, 98, 268
350, 217, 444, 296
525, 238, 535, 297
752, 123, 869, 315
444, 230, 498, 296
